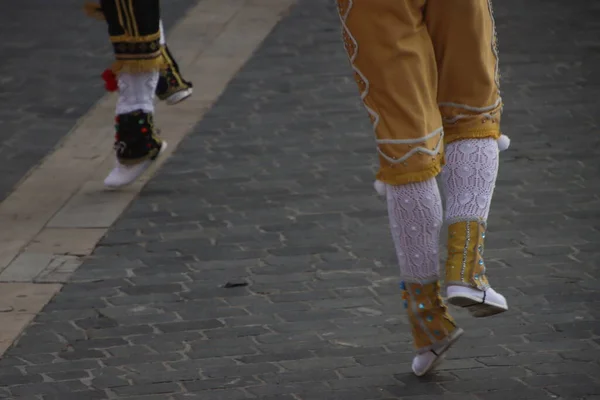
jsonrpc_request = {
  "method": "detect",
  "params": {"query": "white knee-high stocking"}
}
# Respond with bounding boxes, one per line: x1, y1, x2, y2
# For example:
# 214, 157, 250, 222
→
442, 138, 499, 222
385, 178, 443, 283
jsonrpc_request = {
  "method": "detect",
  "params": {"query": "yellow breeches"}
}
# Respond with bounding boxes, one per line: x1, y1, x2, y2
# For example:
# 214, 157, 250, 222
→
337, 0, 502, 185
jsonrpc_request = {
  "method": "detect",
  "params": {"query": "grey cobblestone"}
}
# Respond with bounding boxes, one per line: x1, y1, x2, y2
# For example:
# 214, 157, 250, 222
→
2, 0, 600, 398
0, 0, 203, 202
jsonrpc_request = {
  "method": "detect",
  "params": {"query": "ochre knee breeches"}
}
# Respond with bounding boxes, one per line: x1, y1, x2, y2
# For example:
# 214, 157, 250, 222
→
337, 0, 502, 185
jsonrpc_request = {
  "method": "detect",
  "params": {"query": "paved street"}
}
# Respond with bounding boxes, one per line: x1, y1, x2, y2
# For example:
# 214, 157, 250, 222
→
0, 0, 201, 202
1, 0, 600, 399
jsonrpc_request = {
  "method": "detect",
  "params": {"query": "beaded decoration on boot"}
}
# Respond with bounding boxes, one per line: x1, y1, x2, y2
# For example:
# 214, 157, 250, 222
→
104, 110, 167, 188
113, 110, 163, 165
402, 281, 463, 376
445, 220, 508, 317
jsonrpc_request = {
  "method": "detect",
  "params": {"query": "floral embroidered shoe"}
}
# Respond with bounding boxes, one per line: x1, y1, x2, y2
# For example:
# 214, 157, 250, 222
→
445, 220, 508, 317
402, 281, 464, 376
155, 45, 193, 105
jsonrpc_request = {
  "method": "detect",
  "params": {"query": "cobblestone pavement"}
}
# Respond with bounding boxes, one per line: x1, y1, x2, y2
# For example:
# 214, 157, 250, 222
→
1, 0, 600, 399
0, 0, 201, 202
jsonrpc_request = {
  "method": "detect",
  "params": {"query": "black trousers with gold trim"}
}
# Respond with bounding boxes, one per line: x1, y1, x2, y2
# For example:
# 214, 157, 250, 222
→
100, 0, 163, 73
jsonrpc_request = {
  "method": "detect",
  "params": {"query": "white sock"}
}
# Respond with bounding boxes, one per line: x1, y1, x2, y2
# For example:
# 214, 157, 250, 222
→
442, 138, 499, 222
386, 178, 443, 283
115, 72, 159, 115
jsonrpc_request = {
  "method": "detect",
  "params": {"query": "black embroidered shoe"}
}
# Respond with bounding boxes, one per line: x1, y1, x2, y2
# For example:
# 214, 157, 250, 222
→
155, 45, 193, 105
104, 110, 167, 188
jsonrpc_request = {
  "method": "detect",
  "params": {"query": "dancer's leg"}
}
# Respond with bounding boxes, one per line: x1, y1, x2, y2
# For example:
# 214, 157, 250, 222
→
336, 0, 462, 376
426, 0, 508, 317
155, 21, 194, 105
100, 0, 167, 188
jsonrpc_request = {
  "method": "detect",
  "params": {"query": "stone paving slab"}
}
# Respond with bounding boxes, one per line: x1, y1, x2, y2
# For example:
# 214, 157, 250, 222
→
0, 0, 293, 373
1, 0, 600, 399
0, 0, 202, 203
0, 284, 61, 357
0, 0, 290, 280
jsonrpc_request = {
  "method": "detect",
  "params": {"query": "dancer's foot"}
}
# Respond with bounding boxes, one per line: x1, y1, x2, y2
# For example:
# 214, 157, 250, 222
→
162, 87, 193, 105
412, 327, 463, 376
156, 46, 193, 105
104, 141, 167, 188
445, 220, 508, 318
402, 281, 463, 376
104, 110, 167, 188
446, 285, 507, 318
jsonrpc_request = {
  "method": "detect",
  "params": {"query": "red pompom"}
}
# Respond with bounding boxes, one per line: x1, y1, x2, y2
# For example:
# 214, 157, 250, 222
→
102, 69, 119, 92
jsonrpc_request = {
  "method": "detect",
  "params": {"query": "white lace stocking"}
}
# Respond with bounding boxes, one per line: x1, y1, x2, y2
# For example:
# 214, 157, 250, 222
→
115, 72, 159, 115
386, 178, 443, 282
442, 138, 499, 222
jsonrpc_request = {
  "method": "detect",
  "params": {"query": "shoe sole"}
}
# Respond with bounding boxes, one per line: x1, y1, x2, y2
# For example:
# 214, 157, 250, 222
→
165, 88, 193, 105
414, 328, 464, 377
447, 294, 508, 318
104, 141, 168, 189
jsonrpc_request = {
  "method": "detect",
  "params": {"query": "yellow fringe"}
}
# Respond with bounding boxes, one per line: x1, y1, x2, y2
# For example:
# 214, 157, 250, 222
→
111, 57, 167, 74
83, 2, 105, 20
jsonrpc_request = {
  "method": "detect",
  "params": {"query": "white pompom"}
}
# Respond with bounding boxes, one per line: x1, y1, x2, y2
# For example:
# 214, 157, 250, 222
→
374, 180, 387, 197
497, 134, 511, 152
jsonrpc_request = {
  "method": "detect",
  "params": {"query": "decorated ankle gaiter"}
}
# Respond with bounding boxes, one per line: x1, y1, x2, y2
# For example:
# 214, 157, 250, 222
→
385, 178, 459, 351
402, 281, 459, 352
445, 219, 490, 290
442, 138, 499, 289
155, 22, 193, 101
113, 110, 163, 165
